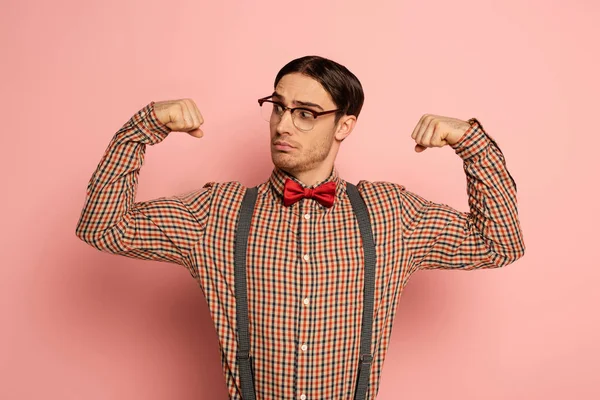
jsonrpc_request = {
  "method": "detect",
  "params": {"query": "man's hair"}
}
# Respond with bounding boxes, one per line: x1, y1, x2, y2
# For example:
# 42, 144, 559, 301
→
274, 55, 364, 123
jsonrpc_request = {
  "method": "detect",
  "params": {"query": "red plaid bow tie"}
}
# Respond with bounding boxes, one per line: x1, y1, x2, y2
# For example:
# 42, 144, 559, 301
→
283, 178, 336, 208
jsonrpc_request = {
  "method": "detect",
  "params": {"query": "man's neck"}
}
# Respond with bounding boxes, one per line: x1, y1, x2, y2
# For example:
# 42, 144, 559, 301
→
284, 165, 335, 187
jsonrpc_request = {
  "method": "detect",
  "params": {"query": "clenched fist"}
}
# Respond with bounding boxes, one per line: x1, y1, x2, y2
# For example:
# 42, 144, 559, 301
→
154, 99, 204, 138
411, 114, 471, 153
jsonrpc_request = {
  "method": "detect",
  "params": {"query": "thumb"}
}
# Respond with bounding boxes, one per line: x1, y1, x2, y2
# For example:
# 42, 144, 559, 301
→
187, 128, 204, 138
415, 144, 427, 153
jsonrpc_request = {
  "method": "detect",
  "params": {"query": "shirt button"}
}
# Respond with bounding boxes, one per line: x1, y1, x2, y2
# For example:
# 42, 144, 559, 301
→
304, 213, 310, 220
300, 395, 306, 400
301, 344, 307, 352
303, 254, 309, 262
303, 298, 309, 305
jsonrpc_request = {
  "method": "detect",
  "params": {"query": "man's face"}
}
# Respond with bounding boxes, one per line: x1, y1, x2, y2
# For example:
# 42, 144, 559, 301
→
269, 73, 339, 174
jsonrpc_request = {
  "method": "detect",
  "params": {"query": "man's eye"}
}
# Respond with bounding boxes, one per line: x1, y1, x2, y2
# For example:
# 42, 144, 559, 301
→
274, 104, 284, 113
298, 110, 314, 119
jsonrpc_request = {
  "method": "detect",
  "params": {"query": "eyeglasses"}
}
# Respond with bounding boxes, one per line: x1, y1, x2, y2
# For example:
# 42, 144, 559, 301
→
258, 95, 339, 131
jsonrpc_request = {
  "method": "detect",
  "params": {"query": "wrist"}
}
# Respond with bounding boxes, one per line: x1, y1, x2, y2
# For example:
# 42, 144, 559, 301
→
446, 120, 473, 146
450, 118, 490, 160
149, 101, 172, 133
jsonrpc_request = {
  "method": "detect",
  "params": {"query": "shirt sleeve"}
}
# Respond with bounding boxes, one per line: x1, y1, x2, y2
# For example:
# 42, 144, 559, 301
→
400, 119, 525, 271
75, 101, 212, 270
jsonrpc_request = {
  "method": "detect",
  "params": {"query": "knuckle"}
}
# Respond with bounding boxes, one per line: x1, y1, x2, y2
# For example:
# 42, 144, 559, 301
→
174, 103, 184, 115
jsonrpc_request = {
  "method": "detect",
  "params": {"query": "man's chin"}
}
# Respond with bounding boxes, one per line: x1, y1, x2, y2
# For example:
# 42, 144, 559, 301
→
271, 153, 298, 171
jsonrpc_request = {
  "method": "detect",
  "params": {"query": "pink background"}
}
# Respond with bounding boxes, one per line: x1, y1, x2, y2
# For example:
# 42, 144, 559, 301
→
2, 0, 599, 399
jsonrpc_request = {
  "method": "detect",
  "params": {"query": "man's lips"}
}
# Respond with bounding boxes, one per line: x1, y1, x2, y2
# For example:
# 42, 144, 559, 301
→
273, 141, 296, 150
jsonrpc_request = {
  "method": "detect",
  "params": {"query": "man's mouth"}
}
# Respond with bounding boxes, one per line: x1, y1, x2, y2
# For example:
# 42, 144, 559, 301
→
273, 141, 296, 150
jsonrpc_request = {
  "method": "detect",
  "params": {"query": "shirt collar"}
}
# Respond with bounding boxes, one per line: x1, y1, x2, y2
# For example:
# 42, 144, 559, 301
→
268, 166, 346, 208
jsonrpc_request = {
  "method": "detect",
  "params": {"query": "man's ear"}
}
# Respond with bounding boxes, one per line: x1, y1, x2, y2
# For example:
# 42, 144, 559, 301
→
334, 115, 357, 141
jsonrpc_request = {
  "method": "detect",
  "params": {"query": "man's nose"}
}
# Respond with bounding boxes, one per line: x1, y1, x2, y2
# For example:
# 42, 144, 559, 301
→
275, 109, 295, 135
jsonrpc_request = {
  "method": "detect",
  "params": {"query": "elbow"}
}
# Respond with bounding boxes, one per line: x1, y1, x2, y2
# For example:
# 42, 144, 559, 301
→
75, 224, 97, 248
516, 238, 526, 260
75, 222, 128, 256
494, 238, 526, 268
75, 221, 87, 243
512, 221, 526, 262
75, 222, 107, 252
511, 231, 526, 262
514, 238, 526, 262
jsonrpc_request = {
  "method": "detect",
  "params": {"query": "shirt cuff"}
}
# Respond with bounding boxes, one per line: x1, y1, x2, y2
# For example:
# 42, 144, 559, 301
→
450, 118, 495, 160
131, 101, 172, 144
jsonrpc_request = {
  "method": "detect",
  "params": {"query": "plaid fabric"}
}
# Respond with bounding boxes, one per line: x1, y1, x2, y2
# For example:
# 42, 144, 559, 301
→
76, 102, 525, 399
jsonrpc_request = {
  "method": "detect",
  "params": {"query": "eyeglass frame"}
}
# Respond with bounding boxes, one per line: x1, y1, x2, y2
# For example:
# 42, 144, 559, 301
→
257, 95, 340, 131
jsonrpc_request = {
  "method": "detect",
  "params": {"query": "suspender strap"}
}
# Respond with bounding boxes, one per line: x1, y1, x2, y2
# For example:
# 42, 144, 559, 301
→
345, 183, 376, 400
235, 187, 258, 400
234, 184, 375, 400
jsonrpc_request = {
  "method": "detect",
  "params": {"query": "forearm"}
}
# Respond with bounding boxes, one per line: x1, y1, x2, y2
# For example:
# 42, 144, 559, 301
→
75, 102, 171, 251
450, 120, 525, 265
401, 119, 525, 271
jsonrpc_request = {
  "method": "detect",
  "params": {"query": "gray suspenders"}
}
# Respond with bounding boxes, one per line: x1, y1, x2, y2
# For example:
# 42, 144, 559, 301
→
234, 183, 375, 400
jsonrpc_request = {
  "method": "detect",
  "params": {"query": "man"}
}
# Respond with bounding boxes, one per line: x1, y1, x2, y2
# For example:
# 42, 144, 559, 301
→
76, 55, 525, 400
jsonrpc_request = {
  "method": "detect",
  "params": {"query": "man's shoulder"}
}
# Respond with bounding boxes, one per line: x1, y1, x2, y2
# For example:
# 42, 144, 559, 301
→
354, 179, 407, 197
349, 180, 408, 221
199, 180, 257, 202
201, 180, 272, 201
202, 180, 245, 192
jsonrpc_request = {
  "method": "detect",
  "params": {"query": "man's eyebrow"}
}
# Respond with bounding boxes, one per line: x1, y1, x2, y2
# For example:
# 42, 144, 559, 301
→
272, 92, 324, 111
295, 100, 324, 111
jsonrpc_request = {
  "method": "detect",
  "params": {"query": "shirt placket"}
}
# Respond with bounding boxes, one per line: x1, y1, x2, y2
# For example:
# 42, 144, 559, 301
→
295, 198, 317, 400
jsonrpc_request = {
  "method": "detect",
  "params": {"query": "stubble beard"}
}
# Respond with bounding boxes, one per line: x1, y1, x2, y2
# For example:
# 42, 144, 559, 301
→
271, 134, 335, 175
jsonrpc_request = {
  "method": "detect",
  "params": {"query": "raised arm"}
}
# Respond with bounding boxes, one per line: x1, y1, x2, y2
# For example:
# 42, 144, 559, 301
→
75, 100, 211, 269
402, 116, 525, 271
